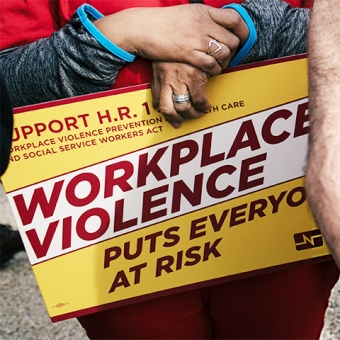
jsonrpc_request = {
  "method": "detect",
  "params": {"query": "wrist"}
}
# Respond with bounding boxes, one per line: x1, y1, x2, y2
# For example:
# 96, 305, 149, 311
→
77, 4, 135, 62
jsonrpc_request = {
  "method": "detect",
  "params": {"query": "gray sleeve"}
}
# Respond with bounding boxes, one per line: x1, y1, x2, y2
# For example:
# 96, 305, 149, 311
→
239, 0, 310, 64
0, 12, 127, 108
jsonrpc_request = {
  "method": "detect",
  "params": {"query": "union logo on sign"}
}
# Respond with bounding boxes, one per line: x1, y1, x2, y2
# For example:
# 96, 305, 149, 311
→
294, 230, 324, 251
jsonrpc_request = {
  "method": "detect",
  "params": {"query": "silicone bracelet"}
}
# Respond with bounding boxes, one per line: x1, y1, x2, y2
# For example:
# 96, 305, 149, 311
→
77, 4, 136, 63
222, 4, 257, 67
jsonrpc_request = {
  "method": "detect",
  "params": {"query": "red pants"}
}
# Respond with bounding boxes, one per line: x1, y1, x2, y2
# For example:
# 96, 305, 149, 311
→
78, 261, 339, 339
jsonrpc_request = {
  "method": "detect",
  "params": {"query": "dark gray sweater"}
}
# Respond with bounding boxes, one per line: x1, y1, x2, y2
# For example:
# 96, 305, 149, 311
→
0, 0, 310, 108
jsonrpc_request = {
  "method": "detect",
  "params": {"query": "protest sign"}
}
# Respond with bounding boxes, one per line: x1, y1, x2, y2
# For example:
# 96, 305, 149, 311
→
1, 54, 330, 322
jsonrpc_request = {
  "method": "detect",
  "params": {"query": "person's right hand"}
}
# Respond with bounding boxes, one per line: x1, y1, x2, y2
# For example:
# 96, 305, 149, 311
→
94, 4, 249, 76
152, 61, 211, 128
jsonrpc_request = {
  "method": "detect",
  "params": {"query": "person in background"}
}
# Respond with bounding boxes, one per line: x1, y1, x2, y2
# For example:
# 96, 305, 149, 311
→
0, 0, 338, 339
0, 75, 25, 268
306, 0, 340, 267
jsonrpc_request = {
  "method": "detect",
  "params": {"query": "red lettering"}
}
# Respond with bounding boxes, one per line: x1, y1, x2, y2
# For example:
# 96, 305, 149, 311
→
13, 181, 64, 226
145, 231, 163, 253
268, 191, 287, 213
108, 270, 130, 293
185, 246, 201, 266
209, 210, 229, 232
170, 139, 198, 176
34, 123, 47, 136
104, 161, 134, 198
248, 199, 267, 221
294, 102, 309, 137
239, 153, 267, 191
262, 109, 292, 144
114, 199, 138, 232
142, 185, 168, 223
76, 208, 110, 241
206, 165, 236, 198
286, 186, 306, 207
21, 125, 34, 139
171, 174, 203, 213
163, 226, 180, 247
227, 120, 261, 158
117, 106, 131, 120
130, 263, 147, 284
230, 204, 247, 227
155, 255, 173, 277
137, 147, 168, 187
62, 216, 72, 250
124, 237, 143, 260
201, 132, 225, 167
104, 246, 122, 268
203, 238, 222, 261
26, 221, 59, 258
66, 173, 100, 207
190, 217, 207, 240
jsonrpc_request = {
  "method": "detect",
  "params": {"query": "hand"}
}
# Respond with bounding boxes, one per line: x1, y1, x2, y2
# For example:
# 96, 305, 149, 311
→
151, 61, 211, 128
94, 4, 249, 76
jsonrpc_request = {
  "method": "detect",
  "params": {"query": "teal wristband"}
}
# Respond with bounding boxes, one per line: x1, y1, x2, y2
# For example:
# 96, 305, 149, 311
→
222, 4, 257, 67
77, 4, 136, 63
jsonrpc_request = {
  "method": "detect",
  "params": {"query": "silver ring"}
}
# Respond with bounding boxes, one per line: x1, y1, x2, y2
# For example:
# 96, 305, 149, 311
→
173, 92, 190, 104
208, 39, 222, 56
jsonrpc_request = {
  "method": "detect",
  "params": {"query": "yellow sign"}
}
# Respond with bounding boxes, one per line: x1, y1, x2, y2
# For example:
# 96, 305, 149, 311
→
1, 55, 330, 322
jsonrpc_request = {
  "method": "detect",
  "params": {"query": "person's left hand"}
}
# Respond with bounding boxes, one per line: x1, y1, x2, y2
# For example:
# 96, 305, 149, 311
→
94, 4, 249, 76
151, 61, 211, 128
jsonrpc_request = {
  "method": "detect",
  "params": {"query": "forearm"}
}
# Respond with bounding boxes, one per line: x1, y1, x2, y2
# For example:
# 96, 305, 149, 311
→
0, 7, 129, 108
306, 0, 340, 267
240, 0, 310, 63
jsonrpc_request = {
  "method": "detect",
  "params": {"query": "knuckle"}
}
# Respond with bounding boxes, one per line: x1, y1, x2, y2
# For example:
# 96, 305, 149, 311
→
159, 106, 173, 116
175, 104, 191, 115
229, 10, 242, 26
217, 48, 231, 62
202, 58, 219, 74
228, 35, 241, 51
192, 99, 210, 111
